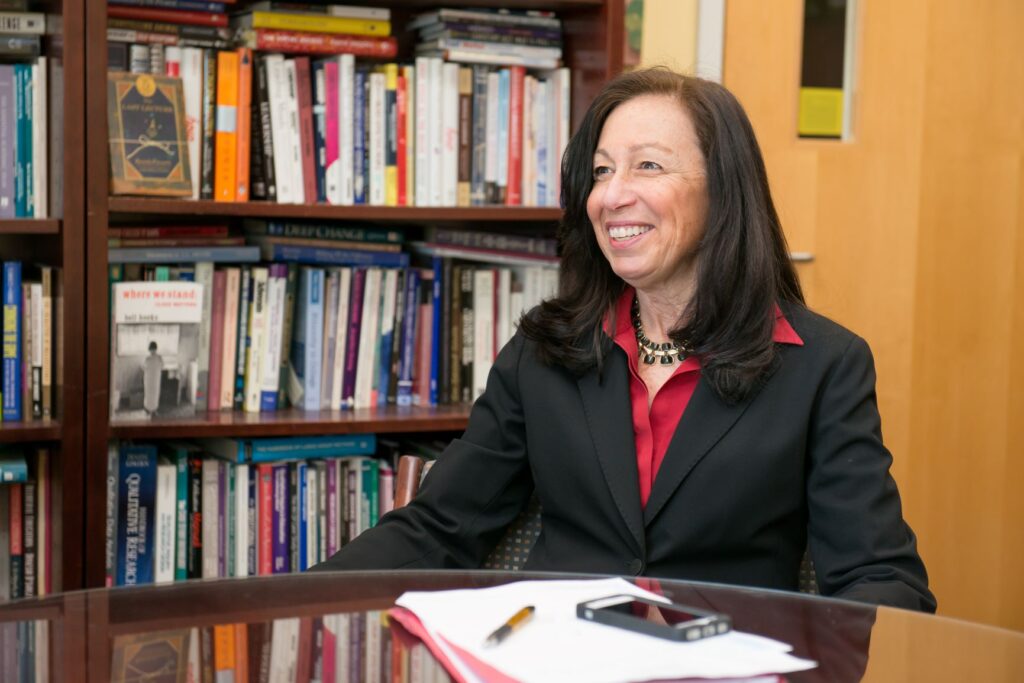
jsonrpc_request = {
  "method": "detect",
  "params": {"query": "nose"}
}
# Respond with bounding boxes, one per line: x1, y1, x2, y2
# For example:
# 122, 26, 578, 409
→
597, 169, 637, 211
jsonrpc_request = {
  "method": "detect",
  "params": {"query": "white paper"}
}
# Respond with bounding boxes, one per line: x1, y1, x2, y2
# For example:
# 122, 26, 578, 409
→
396, 578, 817, 683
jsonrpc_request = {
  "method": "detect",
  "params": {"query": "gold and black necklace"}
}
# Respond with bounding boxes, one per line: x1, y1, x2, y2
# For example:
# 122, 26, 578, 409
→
632, 296, 691, 365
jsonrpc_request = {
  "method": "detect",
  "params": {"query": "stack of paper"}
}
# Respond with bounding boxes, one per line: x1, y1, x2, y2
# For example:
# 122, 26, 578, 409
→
391, 578, 817, 683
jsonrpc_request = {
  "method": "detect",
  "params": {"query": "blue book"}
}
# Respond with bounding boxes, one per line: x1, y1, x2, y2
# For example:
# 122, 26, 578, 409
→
296, 460, 309, 571
256, 242, 409, 269
271, 463, 290, 574
108, 246, 261, 264
257, 221, 403, 245
396, 269, 420, 406
311, 59, 328, 203
201, 434, 377, 464
430, 257, 443, 406
2, 261, 22, 420
289, 268, 325, 410
353, 68, 366, 204
496, 68, 510, 198
13, 64, 30, 218
0, 450, 27, 482
108, 1, 227, 13
116, 444, 158, 586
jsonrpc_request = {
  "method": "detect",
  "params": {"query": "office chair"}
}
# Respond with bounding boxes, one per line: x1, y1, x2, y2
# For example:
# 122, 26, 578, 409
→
392, 455, 819, 591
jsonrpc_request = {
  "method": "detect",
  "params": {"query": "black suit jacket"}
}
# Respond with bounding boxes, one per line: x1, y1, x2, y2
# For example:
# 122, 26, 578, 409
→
313, 303, 936, 612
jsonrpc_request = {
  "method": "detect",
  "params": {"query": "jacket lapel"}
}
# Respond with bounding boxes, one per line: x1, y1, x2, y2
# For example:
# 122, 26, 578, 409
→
643, 377, 755, 526
576, 349, 646, 556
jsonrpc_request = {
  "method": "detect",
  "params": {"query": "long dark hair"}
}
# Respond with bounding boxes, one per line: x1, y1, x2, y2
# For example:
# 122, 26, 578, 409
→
519, 68, 804, 404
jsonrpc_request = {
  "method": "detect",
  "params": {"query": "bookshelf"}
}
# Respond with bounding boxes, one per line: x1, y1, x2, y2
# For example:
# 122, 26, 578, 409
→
0, 0, 86, 598
82, 0, 624, 589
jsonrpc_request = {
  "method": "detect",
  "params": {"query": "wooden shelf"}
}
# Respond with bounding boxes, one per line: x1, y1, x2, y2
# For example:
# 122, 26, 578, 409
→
110, 404, 472, 440
107, 198, 563, 224
0, 219, 61, 235
0, 419, 62, 443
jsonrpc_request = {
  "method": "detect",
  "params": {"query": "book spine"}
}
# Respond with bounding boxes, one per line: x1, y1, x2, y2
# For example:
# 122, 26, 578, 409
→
174, 449, 188, 581
496, 68, 509, 202
413, 57, 429, 207
352, 68, 366, 205
383, 64, 398, 207
302, 268, 324, 411
256, 464, 272, 575
427, 58, 443, 207
199, 49, 217, 199
457, 67, 472, 207
265, 55, 297, 203
296, 461, 308, 571
340, 267, 364, 409
154, 461, 177, 584
9, 483, 22, 597
311, 59, 328, 203
396, 269, 419, 406
484, 70, 499, 204
2, 261, 20, 420
395, 71, 408, 206
337, 54, 354, 205
244, 267, 269, 413
259, 243, 408, 268
245, 29, 398, 59
259, 264, 287, 411
440, 62, 459, 207
277, 263, 298, 407
293, 56, 318, 204
107, 6, 228, 27
31, 58, 46, 219
255, 220, 401, 244
353, 268, 380, 409
200, 458, 219, 578
21, 478, 34, 596
0, 65, 13, 217
220, 267, 240, 410
459, 267, 473, 403
271, 463, 289, 573
232, 266, 251, 411
29, 281, 40, 418
330, 268, 351, 409
213, 50, 239, 202
13, 64, 27, 217
109, 0, 227, 11
206, 269, 227, 412
318, 269, 339, 407
235, 47, 253, 201
375, 269, 398, 406
254, 55, 277, 201
0, 34, 39, 58
505, 66, 524, 206
247, 11, 389, 37
367, 71, 385, 206
116, 445, 158, 586
322, 58, 340, 204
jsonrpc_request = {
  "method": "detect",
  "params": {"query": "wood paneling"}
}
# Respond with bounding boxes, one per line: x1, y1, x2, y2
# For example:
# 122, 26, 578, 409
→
724, 0, 1024, 628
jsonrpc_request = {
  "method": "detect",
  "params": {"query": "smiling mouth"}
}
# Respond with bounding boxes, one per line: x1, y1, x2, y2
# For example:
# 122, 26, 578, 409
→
609, 225, 653, 241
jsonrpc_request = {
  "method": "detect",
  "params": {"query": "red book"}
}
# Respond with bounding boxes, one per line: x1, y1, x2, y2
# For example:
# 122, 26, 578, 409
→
292, 57, 319, 204
107, 6, 228, 28
245, 29, 398, 58
505, 66, 525, 206
257, 463, 274, 575
206, 269, 227, 414
396, 73, 408, 206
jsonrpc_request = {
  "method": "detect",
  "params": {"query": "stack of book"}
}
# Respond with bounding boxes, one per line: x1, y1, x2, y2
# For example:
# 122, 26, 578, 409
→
105, 4, 570, 207
0, 5, 49, 218
411, 7, 564, 70
1, 262, 61, 423
107, 222, 557, 416
106, 0, 234, 73
104, 435, 393, 586
0, 447, 53, 600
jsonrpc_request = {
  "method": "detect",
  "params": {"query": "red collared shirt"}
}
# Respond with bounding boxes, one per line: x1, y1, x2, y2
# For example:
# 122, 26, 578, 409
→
608, 289, 804, 507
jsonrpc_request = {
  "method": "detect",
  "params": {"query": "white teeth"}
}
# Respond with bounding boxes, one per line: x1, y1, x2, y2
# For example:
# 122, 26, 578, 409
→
609, 225, 652, 240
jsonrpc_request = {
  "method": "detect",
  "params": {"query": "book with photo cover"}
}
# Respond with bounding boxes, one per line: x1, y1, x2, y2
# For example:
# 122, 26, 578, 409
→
107, 71, 192, 196
109, 281, 204, 421
110, 628, 191, 683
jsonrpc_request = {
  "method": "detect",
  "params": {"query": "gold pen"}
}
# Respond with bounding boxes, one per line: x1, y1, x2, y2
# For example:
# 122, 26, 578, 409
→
483, 605, 536, 647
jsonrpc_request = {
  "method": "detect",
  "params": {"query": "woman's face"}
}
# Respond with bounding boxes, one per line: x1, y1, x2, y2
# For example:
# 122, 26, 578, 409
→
586, 94, 709, 299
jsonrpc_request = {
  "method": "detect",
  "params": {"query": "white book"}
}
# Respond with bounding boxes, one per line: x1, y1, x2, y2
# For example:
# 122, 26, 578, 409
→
330, 267, 351, 410
180, 48, 204, 199
266, 56, 299, 203
220, 267, 241, 410
305, 465, 318, 569
201, 458, 219, 578
34, 620, 49, 680
194, 262, 214, 411
537, 77, 552, 207
259, 269, 286, 410
427, 58, 444, 206
353, 268, 382, 409
554, 67, 571, 207
164, 45, 181, 74
522, 75, 536, 207
269, 618, 300, 683
413, 57, 430, 206
368, 71, 386, 205
365, 612, 382, 682
234, 462, 249, 577
484, 71, 499, 194
337, 54, 355, 205
327, 4, 390, 20
497, 268, 513, 351
335, 614, 351, 679
319, 269, 340, 407
283, 59, 304, 203
440, 62, 459, 207
377, 268, 399, 405
244, 267, 269, 413
31, 58, 46, 218
154, 461, 177, 585
473, 269, 496, 399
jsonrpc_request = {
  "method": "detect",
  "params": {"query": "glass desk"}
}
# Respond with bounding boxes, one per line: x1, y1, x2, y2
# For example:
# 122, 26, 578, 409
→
1, 571, 1022, 682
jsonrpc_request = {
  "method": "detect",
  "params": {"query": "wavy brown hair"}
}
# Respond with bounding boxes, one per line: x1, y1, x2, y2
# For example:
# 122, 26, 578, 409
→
518, 68, 804, 403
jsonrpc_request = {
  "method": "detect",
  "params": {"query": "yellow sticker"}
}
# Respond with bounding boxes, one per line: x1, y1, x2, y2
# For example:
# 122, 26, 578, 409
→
798, 87, 843, 137
135, 74, 156, 98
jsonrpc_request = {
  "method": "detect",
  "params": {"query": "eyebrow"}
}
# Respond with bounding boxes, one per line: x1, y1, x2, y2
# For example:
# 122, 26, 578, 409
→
594, 142, 673, 158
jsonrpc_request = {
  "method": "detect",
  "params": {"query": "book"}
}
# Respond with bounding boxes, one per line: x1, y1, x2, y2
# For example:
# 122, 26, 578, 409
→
0, 12, 43, 34
237, 29, 398, 59
288, 267, 324, 410
108, 246, 261, 263
213, 50, 239, 202
109, 281, 204, 420
254, 242, 409, 269
425, 227, 558, 257
115, 444, 158, 586
2, 261, 21, 420
245, 220, 402, 244
234, 12, 390, 37
154, 459, 177, 584
107, 6, 229, 28
110, 629, 191, 682
0, 450, 26, 481
107, 72, 192, 196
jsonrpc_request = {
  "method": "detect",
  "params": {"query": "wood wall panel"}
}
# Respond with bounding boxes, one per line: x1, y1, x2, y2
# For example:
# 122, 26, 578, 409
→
723, 0, 1024, 628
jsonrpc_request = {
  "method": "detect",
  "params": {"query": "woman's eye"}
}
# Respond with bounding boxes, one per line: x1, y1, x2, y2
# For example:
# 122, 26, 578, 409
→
592, 166, 612, 179
639, 161, 662, 171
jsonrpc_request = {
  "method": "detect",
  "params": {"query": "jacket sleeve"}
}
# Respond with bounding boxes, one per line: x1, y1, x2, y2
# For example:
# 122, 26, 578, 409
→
309, 333, 534, 571
806, 334, 937, 612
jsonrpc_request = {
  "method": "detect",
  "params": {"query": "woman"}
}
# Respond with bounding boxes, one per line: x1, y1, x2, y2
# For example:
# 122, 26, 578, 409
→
313, 68, 935, 612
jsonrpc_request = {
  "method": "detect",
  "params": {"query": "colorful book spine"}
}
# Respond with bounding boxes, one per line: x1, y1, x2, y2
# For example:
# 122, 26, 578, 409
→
242, 12, 390, 37
254, 243, 409, 268
340, 267, 365, 409
383, 63, 398, 207
213, 49, 239, 202
232, 266, 252, 411
271, 463, 289, 573
322, 58, 340, 203
200, 49, 217, 199
505, 66, 525, 206
206, 269, 227, 412
0, 65, 16, 217
311, 59, 328, 203
2, 261, 21, 420
13, 63, 29, 217
108, 246, 261, 263
396, 269, 419, 406
352, 68, 366, 205
116, 444, 158, 586
240, 29, 398, 58
108, 0, 227, 12
107, 6, 229, 27
235, 47, 253, 202
293, 56, 318, 204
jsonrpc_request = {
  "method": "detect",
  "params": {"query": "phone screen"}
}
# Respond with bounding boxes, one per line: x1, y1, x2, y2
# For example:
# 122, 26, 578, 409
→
597, 599, 705, 626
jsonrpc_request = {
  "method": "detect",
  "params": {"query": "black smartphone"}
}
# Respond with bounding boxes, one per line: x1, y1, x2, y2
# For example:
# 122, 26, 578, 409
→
577, 594, 732, 642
